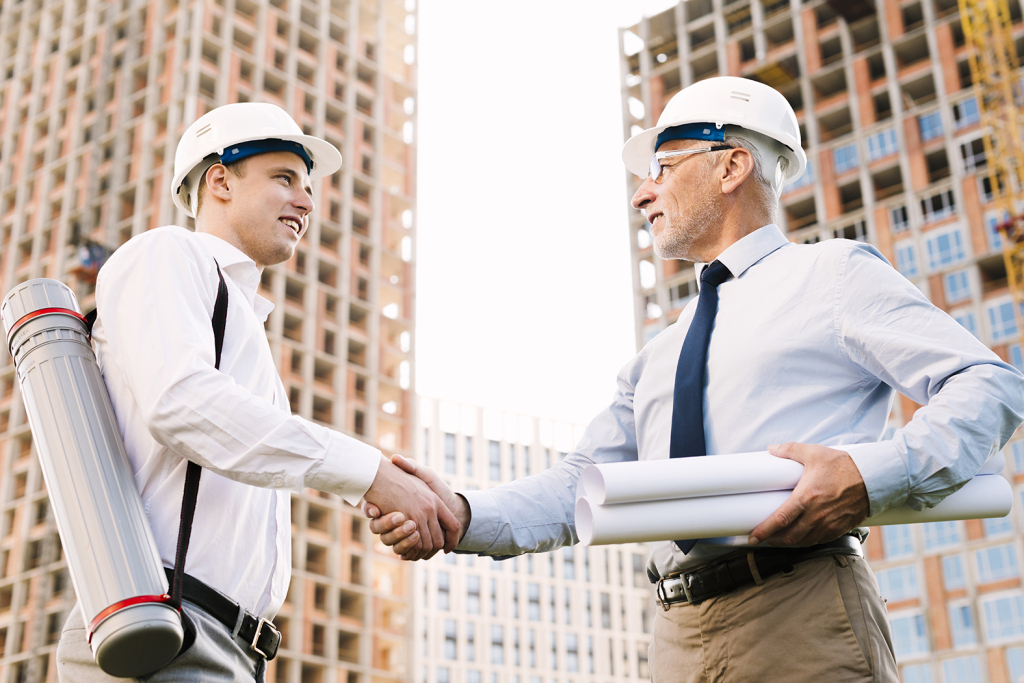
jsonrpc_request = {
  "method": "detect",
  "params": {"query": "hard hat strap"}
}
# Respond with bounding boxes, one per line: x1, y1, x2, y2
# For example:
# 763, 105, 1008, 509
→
168, 260, 229, 611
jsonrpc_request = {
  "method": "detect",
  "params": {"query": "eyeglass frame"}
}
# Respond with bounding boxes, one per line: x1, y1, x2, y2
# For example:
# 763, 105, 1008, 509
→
648, 145, 733, 183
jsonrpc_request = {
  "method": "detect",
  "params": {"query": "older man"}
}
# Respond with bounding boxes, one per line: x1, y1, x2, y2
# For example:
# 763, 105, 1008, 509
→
370, 77, 1024, 682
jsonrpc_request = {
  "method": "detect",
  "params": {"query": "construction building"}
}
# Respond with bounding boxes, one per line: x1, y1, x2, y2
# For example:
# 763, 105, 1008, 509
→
413, 398, 654, 683
0, 0, 417, 681
620, 0, 1024, 681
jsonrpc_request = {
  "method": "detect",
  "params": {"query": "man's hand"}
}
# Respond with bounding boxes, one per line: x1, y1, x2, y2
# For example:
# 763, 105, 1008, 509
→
362, 455, 462, 561
364, 454, 471, 560
748, 442, 870, 548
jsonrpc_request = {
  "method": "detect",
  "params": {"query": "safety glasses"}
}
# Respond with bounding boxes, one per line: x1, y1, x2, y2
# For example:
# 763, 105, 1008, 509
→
648, 145, 733, 183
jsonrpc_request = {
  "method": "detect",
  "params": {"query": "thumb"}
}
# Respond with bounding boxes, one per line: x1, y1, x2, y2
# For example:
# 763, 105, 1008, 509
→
391, 453, 418, 475
767, 442, 804, 463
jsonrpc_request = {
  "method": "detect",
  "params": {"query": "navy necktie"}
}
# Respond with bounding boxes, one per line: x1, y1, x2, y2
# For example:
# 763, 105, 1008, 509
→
670, 260, 732, 554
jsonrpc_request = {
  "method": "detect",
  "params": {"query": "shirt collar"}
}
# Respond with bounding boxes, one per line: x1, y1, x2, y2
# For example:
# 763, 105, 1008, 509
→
694, 224, 788, 289
193, 232, 275, 321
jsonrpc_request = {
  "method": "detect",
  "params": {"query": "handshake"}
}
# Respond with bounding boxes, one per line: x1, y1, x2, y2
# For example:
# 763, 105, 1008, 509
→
361, 453, 468, 561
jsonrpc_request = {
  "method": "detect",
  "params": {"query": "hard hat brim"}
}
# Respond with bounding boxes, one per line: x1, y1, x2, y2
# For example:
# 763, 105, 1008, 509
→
622, 120, 807, 184
171, 134, 342, 217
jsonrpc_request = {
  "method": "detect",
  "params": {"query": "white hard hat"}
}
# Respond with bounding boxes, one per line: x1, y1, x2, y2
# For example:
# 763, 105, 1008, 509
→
172, 102, 343, 217
622, 76, 806, 186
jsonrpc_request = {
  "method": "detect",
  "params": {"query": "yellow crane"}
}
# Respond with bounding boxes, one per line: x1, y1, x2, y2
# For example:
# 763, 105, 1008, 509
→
959, 0, 1024, 354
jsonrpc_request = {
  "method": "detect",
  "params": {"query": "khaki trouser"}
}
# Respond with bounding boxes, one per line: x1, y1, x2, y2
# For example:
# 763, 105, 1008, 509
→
649, 554, 898, 683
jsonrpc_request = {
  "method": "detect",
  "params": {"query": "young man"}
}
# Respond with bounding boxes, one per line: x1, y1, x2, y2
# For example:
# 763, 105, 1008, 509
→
56, 103, 458, 681
366, 77, 1024, 682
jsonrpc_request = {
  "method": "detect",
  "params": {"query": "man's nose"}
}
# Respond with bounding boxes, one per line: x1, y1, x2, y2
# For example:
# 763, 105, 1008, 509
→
631, 176, 655, 210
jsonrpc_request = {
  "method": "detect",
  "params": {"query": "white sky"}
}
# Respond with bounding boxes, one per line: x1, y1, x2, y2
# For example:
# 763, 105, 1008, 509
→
413, 0, 676, 426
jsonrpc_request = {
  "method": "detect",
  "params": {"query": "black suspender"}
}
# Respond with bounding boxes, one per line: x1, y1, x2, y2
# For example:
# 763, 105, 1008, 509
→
168, 261, 228, 610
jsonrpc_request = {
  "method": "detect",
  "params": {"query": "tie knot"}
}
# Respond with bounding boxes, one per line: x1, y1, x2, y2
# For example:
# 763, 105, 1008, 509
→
701, 260, 731, 288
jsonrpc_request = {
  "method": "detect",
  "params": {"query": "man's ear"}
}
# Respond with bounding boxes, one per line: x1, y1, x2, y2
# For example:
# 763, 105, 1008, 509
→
205, 163, 232, 202
720, 147, 755, 195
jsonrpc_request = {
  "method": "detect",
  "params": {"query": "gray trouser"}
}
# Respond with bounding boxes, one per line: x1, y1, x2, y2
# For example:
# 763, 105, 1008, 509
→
56, 600, 267, 682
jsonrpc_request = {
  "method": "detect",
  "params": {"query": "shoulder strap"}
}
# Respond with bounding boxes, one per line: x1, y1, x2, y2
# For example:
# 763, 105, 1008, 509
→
169, 261, 228, 610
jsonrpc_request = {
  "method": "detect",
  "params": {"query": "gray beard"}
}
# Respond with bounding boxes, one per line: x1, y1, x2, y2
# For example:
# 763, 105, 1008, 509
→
652, 191, 724, 263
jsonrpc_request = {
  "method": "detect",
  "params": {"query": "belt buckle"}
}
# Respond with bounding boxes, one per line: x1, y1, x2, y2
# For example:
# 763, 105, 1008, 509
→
681, 572, 698, 605
251, 617, 277, 659
656, 577, 671, 611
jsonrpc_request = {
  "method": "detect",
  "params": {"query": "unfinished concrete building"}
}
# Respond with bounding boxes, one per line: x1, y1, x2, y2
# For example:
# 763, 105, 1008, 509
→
413, 398, 654, 683
0, 0, 416, 681
621, 1, 1024, 681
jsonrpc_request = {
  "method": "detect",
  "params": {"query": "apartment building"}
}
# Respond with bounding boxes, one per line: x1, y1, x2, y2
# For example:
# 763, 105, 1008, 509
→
0, 0, 416, 681
413, 398, 654, 683
620, 1, 1024, 681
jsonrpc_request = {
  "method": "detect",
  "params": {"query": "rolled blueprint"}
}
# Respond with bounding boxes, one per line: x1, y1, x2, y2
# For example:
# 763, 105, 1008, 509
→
575, 474, 1013, 545
580, 448, 1006, 505
2, 279, 182, 677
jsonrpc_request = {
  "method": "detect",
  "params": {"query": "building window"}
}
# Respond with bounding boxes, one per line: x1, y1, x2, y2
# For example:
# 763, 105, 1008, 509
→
954, 312, 979, 338
983, 594, 1024, 639
528, 629, 536, 669
566, 633, 579, 673
490, 578, 497, 616
467, 575, 480, 614
466, 672, 480, 683
467, 622, 476, 661
867, 128, 899, 160
889, 613, 929, 657
550, 632, 558, 670
941, 656, 983, 683
833, 220, 867, 242
974, 543, 1020, 583
523, 445, 531, 476
1007, 646, 1024, 683
438, 572, 450, 610
444, 619, 457, 659
896, 242, 919, 277
944, 555, 967, 589
985, 515, 1014, 536
1011, 441, 1024, 473
833, 143, 859, 174
891, 205, 910, 234
438, 667, 450, 683
925, 228, 966, 270
512, 581, 519, 618
944, 270, 971, 304
549, 586, 556, 623
528, 583, 540, 621
923, 521, 960, 549
986, 211, 1008, 251
669, 279, 697, 310
960, 137, 987, 172
920, 189, 956, 223
491, 625, 504, 665
883, 526, 914, 558
509, 444, 516, 480
949, 603, 978, 647
564, 587, 572, 624
601, 592, 612, 629
918, 111, 943, 141
444, 434, 456, 474
901, 663, 934, 683
876, 565, 919, 601
563, 547, 576, 580
488, 440, 501, 481
465, 436, 474, 477
953, 97, 980, 129
987, 299, 1020, 342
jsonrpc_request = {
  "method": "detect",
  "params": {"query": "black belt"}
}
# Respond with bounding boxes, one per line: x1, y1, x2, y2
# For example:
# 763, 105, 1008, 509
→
656, 534, 863, 609
164, 568, 281, 660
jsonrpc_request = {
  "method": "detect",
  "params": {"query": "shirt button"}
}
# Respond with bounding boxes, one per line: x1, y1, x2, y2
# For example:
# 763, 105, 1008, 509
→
273, 475, 285, 487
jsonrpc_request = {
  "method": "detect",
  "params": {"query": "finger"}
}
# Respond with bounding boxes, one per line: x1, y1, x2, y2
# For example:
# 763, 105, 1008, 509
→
749, 493, 806, 545
379, 520, 418, 546
425, 512, 445, 554
391, 530, 421, 556
368, 512, 407, 536
391, 453, 418, 475
361, 501, 381, 519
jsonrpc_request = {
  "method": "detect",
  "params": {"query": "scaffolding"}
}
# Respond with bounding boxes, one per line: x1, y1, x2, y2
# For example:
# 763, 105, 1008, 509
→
960, 0, 1024, 350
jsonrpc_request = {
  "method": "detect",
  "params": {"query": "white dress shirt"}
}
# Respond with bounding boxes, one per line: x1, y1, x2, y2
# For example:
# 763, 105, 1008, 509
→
93, 226, 381, 617
457, 224, 1024, 579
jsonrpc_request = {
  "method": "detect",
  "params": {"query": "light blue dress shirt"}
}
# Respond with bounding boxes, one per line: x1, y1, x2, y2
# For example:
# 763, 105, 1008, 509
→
457, 224, 1024, 580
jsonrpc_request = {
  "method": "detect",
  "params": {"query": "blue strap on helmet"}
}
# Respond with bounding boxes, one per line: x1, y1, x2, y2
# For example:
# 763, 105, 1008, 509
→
220, 139, 313, 172
655, 122, 725, 151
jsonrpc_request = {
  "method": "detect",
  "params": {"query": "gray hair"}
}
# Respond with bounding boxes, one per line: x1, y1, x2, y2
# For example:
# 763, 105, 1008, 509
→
707, 134, 785, 226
